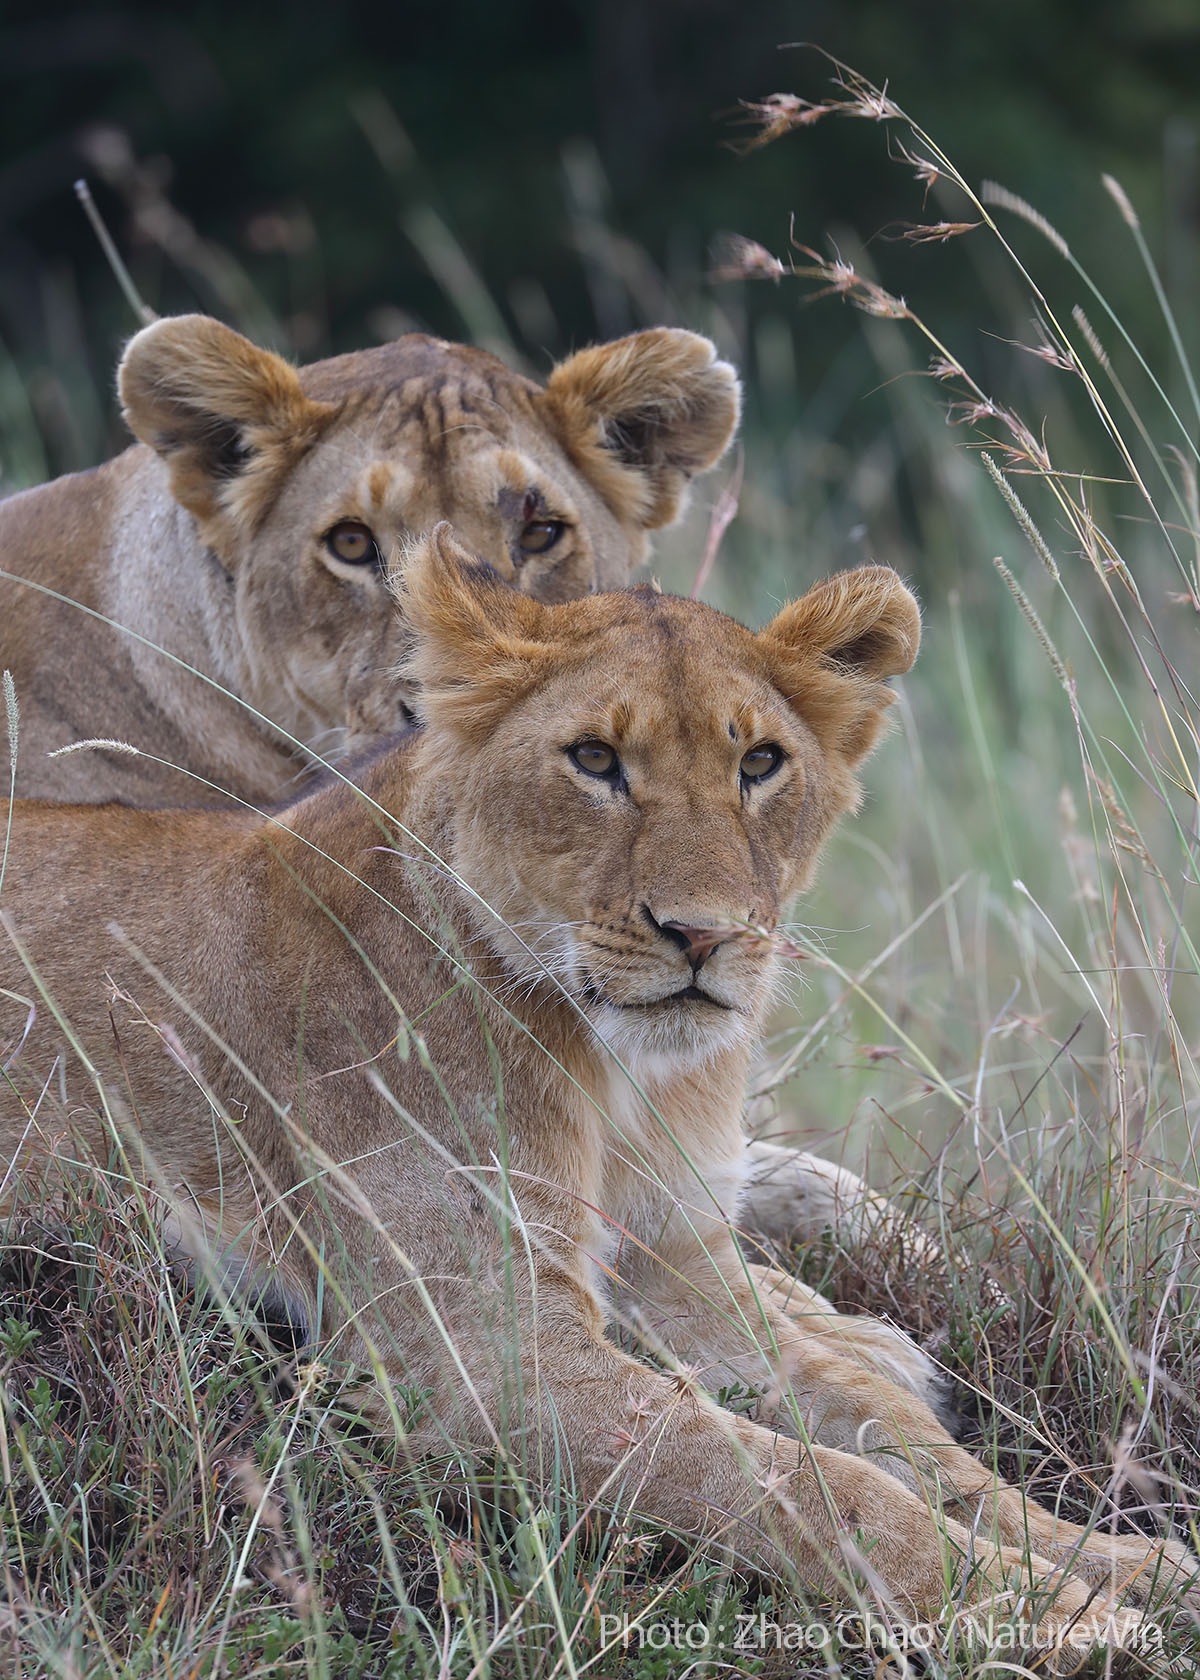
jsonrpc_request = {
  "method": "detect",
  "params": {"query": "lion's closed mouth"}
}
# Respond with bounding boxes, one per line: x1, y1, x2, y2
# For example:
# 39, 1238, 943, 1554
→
662, 984, 731, 1009
588, 982, 733, 1013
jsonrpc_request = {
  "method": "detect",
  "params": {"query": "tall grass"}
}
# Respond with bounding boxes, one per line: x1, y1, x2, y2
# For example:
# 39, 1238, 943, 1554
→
2, 57, 1199, 1677
713, 61, 1200, 1673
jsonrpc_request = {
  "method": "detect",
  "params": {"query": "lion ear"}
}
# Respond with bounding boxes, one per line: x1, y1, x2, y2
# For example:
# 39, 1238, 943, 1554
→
398, 524, 556, 742
541, 328, 740, 530
119, 315, 336, 545
759, 566, 921, 764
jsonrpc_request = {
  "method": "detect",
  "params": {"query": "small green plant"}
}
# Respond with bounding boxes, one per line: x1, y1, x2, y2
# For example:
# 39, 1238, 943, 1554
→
0, 1314, 39, 1358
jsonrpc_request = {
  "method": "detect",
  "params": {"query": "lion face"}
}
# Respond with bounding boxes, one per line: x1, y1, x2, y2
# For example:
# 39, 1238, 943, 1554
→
118, 318, 739, 767
402, 530, 921, 1077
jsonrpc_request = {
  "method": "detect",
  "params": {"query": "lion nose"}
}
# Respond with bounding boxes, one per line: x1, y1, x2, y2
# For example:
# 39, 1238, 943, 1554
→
644, 907, 728, 971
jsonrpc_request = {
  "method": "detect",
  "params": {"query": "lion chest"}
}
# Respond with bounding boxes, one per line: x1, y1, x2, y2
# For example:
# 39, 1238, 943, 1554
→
592, 1070, 745, 1258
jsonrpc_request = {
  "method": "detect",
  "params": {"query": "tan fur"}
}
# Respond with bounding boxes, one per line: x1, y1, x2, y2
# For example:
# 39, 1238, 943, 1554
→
1, 529, 1192, 1655
0, 309, 906, 1269
0, 315, 738, 806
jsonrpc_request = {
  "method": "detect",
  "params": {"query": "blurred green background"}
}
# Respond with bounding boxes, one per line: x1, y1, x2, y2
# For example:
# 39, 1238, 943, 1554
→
2, 0, 1197, 515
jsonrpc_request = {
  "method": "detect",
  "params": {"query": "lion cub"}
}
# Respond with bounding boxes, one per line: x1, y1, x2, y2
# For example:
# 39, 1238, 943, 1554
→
0, 527, 1192, 1648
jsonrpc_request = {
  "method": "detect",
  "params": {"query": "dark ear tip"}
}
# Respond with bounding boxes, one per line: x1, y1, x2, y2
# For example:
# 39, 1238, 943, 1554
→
404, 525, 511, 609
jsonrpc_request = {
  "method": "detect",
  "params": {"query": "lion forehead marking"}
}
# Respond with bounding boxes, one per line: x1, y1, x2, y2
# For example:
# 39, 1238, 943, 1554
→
493, 449, 577, 517
568, 619, 785, 755
342, 397, 565, 525
396, 368, 530, 438
730, 696, 777, 742
365, 460, 399, 513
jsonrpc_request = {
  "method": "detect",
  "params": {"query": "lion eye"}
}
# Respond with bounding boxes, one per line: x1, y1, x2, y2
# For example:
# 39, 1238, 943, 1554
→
740, 743, 783, 784
325, 520, 381, 567
519, 520, 565, 556
568, 739, 619, 778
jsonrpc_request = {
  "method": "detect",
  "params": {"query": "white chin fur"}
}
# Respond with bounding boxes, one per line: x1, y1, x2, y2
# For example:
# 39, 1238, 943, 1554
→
586, 998, 749, 1078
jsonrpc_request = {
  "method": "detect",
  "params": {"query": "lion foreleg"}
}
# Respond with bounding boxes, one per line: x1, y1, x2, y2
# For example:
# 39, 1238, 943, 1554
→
620, 1239, 1198, 1610
382, 1270, 1135, 1648
739, 1140, 943, 1267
